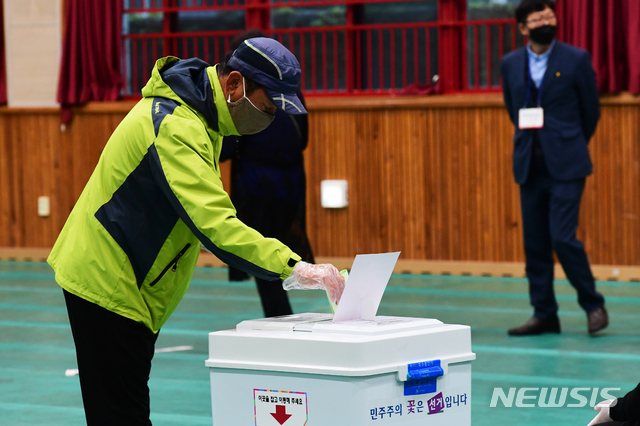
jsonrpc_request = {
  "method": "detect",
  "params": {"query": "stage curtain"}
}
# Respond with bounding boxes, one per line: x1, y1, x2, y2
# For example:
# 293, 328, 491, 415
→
556, 0, 640, 94
56, 0, 123, 123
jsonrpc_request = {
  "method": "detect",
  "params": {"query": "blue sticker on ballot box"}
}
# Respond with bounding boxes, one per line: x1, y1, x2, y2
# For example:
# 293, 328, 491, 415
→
403, 360, 444, 396
404, 377, 438, 396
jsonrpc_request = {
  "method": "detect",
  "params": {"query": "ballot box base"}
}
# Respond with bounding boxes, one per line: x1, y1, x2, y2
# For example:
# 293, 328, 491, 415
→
206, 313, 475, 426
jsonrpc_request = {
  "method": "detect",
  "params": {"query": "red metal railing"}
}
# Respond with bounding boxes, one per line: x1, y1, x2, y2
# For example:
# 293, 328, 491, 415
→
463, 18, 524, 93
122, 1, 522, 97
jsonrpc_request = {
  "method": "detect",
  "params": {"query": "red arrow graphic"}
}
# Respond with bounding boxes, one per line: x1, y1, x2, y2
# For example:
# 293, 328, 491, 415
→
271, 405, 292, 425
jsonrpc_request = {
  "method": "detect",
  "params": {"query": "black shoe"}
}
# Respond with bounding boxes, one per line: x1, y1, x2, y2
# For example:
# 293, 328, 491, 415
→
508, 317, 561, 336
587, 307, 609, 334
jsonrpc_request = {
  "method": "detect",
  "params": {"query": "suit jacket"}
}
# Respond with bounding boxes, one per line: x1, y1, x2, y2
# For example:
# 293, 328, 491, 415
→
501, 41, 600, 184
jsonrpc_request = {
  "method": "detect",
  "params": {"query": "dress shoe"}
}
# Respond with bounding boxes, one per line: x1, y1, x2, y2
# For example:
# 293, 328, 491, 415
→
508, 317, 561, 336
587, 307, 609, 334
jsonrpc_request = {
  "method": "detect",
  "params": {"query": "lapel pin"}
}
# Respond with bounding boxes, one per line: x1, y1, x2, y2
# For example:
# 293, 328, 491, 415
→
556, 72, 561, 77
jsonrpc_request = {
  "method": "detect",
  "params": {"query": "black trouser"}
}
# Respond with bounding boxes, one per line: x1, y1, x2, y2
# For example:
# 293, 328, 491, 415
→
256, 278, 293, 317
63, 290, 159, 426
520, 146, 604, 321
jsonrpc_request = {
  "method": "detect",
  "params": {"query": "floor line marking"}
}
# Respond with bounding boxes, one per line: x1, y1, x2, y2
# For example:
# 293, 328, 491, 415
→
472, 372, 636, 389
379, 302, 640, 319
2, 283, 639, 306
473, 344, 640, 361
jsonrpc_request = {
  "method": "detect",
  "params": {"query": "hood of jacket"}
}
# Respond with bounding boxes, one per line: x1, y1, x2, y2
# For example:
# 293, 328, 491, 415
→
141, 56, 239, 136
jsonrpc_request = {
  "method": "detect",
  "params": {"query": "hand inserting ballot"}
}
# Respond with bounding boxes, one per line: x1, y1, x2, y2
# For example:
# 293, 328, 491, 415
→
282, 261, 346, 305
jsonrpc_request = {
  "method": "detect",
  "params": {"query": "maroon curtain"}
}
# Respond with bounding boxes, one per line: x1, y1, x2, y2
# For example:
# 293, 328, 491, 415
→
0, 0, 7, 105
57, 0, 123, 123
556, 0, 640, 94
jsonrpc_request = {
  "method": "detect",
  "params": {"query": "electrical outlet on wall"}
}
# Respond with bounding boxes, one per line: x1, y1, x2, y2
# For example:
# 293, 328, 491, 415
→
37, 196, 50, 217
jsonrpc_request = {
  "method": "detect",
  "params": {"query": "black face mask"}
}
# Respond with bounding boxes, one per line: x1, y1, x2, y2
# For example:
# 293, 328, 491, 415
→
528, 24, 557, 45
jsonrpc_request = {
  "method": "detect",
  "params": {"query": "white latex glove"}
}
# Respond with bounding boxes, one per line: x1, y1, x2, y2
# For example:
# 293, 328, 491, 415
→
283, 261, 346, 304
587, 399, 615, 426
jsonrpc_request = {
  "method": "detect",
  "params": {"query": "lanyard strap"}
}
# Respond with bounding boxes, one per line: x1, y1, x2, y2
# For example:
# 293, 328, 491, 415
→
524, 73, 543, 108
524, 50, 543, 108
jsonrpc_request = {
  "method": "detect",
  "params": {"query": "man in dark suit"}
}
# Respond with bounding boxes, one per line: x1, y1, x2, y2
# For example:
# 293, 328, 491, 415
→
500, 0, 608, 336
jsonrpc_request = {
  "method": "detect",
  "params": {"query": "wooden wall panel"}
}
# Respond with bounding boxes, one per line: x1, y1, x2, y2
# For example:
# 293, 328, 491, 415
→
0, 108, 128, 249
0, 116, 13, 245
0, 112, 65, 247
580, 104, 640, 266
304, 104, 525, 262
0, 95, 639, 268
304, 95, 640, 265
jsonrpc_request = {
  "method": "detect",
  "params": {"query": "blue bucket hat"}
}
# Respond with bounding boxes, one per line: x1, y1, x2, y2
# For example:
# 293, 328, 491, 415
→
227, 37, 307, 115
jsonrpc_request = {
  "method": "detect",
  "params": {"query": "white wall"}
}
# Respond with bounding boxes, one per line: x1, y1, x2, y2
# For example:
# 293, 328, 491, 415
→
3, 0, 61, 107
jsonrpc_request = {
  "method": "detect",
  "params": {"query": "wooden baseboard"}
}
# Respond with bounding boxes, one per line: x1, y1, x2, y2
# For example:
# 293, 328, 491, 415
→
0, 247, 51, 262
312, 258, 640, 282
1, 248, 638, 282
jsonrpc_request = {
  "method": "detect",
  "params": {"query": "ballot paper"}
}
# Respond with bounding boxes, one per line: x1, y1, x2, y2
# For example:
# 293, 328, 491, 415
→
333, 251, 401, 322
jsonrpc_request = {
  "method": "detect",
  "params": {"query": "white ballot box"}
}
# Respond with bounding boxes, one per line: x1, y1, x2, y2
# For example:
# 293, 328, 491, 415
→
205, 313, 475, 426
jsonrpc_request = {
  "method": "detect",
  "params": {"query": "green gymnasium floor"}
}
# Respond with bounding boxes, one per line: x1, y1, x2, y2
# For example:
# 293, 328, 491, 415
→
1, 260, 638, 425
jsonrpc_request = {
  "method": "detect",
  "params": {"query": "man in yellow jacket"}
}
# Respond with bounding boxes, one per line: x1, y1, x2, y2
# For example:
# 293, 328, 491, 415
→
48, 38, 345, 426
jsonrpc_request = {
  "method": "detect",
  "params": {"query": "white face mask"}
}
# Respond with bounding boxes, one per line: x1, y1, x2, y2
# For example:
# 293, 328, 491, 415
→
227, 77, 274, 135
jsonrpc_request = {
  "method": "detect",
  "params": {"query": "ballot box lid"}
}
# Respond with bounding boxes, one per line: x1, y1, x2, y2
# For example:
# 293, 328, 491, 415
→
235, 312, 443, 333
206, 313, 475, 377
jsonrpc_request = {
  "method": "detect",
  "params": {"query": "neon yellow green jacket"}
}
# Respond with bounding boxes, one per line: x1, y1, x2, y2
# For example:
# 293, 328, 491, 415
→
48, 57, 300, 333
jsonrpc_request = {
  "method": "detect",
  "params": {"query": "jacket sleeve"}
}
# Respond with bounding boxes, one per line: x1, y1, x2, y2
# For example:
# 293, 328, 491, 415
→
500, 59, 516, 125
149, 112, 300, 281
575, 50, 600, 142
610, 382, 640, 422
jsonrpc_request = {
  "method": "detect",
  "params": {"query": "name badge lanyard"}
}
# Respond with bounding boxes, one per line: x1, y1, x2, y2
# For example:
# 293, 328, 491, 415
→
524, 71, 543, 108
518, 64, 545, 129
